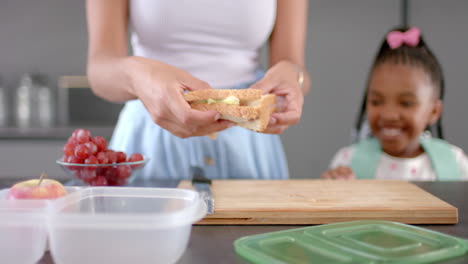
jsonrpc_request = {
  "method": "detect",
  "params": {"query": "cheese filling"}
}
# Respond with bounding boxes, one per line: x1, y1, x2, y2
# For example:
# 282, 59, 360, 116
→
195, 95, 240, 105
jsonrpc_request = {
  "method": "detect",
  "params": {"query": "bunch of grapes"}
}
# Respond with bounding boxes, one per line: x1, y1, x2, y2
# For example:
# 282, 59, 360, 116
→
61, 129, 144, 186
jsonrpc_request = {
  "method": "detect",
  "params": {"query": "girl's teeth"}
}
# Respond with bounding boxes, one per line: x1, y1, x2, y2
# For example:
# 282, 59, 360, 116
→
382, 128, 401, 136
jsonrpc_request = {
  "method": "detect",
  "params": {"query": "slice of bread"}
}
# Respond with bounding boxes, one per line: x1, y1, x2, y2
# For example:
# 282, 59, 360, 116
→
184, 89, 262, 102
185, 89, 276, 132
236, 94, 276, 132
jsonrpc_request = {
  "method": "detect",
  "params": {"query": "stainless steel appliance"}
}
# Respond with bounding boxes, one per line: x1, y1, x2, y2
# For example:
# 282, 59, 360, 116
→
57, 76, 124, 126
15, 73, 55, 128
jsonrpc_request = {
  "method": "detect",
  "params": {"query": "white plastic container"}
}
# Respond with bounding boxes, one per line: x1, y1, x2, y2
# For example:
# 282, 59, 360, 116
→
47, 187, 206, 264
0, 197, 47, 264
0, 186, 81, 264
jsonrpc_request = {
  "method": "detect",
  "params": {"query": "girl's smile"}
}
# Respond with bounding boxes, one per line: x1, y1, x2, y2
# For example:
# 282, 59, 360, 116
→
379, 127, 403, 140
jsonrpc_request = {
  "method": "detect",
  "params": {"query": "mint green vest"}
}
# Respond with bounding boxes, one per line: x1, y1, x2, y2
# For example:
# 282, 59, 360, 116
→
350, 137, 462, 180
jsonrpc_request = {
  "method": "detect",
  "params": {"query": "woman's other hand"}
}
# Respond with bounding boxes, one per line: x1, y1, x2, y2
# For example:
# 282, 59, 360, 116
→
249, 61, 305, 134
321, 166, 356, 180
248, 0, 309, 134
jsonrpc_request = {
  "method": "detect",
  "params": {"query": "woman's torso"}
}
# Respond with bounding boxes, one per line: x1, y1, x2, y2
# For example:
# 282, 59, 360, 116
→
112, 1, 288, 180
129, 0, 276, 88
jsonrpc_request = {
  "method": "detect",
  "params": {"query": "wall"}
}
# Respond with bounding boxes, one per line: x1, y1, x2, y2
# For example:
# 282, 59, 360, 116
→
0, 0, 87, 93
282, 0, 401, 177
410, 0, 468, 156
0, 0, 467, 179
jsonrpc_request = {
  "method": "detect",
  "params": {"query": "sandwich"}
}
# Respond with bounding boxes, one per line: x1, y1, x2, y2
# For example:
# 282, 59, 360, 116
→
184, 89, 276, 133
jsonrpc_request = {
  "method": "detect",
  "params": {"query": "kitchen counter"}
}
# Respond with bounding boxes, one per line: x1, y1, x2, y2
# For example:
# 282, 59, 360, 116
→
0, 180, 465, 264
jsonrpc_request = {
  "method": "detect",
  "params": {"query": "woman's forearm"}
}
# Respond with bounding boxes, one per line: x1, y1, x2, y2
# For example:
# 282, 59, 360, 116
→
87, 55, 138, 102
86, 0, 134, 102
269, 0, 310, 95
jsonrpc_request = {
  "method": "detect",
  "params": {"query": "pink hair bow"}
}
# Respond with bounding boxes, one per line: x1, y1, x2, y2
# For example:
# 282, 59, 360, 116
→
386, 27, 421, 49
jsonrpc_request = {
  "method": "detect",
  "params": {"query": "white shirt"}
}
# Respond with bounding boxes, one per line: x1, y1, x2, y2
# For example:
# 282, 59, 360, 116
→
129, 0, 276, 88
329, 144, 468, 181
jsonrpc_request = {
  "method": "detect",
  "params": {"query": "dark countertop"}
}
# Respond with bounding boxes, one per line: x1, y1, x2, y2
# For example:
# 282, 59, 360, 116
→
175, 182, 468, 264
1, 180, 465, 264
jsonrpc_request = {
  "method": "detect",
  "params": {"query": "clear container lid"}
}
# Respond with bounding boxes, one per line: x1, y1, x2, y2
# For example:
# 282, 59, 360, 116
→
48, 187, 207, 230
0, 187, 82, 223
234, 220, 468, 264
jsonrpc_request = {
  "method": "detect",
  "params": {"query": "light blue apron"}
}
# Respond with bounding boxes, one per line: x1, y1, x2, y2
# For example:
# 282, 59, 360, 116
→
109, 70, 289, 180
350, 137, 462, 180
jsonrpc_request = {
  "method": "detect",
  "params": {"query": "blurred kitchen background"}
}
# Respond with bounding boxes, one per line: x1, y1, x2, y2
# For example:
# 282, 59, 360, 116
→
0, 0, 467, 179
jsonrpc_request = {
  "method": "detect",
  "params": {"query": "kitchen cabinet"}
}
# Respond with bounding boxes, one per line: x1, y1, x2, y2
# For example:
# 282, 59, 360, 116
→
0, 140, 66, 180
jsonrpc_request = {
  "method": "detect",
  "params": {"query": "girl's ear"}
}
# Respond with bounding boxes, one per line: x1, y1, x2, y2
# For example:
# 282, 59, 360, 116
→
428, 99, 442, 126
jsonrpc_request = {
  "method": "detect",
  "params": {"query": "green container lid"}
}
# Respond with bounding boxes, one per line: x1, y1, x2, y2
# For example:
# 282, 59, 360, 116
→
234, 220, 468, 264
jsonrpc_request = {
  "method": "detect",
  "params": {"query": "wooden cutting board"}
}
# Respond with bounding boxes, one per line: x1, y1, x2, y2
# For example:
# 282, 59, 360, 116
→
178, 180, 458, 225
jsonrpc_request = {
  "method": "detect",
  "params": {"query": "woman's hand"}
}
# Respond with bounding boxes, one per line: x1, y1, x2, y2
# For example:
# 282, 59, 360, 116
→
321, 166, 356, 180
127, 57, 233, 138
249, 61, 305, 134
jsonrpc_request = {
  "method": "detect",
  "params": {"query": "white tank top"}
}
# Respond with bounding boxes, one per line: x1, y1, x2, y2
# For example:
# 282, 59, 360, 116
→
129, 0, 276, 88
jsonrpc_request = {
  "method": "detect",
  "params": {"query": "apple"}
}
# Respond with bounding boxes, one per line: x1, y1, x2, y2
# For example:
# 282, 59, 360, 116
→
6, 173, 67, 200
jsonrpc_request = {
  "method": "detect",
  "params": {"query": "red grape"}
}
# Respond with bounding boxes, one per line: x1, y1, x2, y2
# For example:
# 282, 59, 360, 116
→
128, 153, 144, 168
66, 155, 83, 170
116, 151, 127, 163
117, 165, 131, 179
81, 169, 97, 181
63, 142, 76, 157
84, 142, 98, 156
67, 136, 78, 145
85, 155, 98, 164
128, 153, 144, 162
106, 151, 118, 164
84, 155, 99, 171
103, 167, 118, 181
90, 176, 108, 186
66, 155, 83, 164
96, 152, 109, 164
108, 178, 127, 186
74, 129, 92, 144
74, 144, 90, 159
92, 136, 107, 152
71, 129, 80, 139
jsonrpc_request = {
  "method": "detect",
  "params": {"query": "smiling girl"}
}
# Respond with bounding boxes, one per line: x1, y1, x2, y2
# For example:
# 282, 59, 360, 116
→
322, 26, 468, 181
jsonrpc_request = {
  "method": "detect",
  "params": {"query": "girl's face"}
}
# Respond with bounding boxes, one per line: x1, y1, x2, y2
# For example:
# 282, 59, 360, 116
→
366, 63, 442, 158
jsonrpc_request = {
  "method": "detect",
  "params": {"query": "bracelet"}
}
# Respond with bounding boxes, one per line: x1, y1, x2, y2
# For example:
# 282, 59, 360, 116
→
297, 70, 305, 89
292, 63, 305, 89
